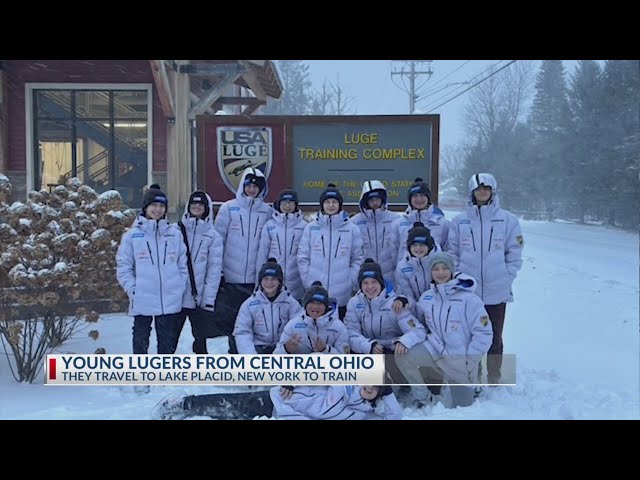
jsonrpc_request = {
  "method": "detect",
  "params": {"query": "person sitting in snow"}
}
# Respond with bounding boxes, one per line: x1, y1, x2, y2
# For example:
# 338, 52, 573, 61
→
153, 384, 402, 420
233, 258, 305, 354
274, 281, 349, 355
345, 258, 426, 355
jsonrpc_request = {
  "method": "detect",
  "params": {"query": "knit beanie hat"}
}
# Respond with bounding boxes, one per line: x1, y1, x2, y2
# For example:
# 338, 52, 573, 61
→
301, 281, 330, 309
407, 177, 432, 205
407, 222, 435, 251
428, 252, 455, 274
319, 183, 343, 212
358, 258, 385, 290
274, 188, 299, 212
258, 258, 284, 284
142, 184, 168, 215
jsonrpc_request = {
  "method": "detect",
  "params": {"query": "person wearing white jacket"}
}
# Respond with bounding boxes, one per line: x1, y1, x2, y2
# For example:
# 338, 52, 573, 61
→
297, 184, 364, 319
256, 189, 306, 300
212, 167, 273, 353
274, 281, 350, 355
395, 222, 442, 309
350, 180, 401, 285
346, 258, 426, 355
393, 177, 450, 263
116, 184, 188, 359
233, 258, 305, 354
153, 384, 402, 420
448, 173, 523, 384
174, 190, 223, 354
396, 252, 493, 408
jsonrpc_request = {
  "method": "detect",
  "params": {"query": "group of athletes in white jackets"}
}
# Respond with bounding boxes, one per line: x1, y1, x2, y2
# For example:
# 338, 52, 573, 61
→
117, 167, 523, 419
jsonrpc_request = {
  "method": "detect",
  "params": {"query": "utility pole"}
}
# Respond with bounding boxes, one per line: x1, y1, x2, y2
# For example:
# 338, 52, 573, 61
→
391, 61, 434, 114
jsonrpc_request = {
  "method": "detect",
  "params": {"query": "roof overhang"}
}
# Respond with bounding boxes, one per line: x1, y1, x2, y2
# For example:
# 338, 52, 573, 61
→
150, 60, 283, 119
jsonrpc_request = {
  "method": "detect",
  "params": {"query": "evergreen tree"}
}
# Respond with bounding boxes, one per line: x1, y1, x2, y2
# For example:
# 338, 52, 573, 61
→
528, 60, 573, 217
567, 60, 605, 223
600, 60, 640, 228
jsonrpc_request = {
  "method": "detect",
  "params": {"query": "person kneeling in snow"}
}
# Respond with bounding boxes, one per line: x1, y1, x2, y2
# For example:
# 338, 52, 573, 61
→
233, 258, 304, 354
274, 281, 350, 355
395, 252, 493, 408
153, 384, 402, 420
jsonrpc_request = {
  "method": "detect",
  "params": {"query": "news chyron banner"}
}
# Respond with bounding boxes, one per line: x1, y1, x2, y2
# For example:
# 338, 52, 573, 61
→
45, 354, 385, 386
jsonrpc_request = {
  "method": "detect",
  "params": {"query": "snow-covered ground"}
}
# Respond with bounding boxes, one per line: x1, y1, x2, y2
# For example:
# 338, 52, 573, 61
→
1, 214, 638, 420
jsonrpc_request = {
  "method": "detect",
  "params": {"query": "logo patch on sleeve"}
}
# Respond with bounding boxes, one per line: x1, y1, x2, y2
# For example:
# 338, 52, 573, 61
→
407, 319, 416, 328
516, 235, 524, 246
480, 315, 489, 327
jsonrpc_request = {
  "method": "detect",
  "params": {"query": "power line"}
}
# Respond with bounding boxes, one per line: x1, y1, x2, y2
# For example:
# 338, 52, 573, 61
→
424, 60, 517, 113
418, 60, 508, 110
420, 60, 471, 96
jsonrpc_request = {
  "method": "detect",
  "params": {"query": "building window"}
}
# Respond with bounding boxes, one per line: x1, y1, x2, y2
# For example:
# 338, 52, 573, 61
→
33, 88, 149, 208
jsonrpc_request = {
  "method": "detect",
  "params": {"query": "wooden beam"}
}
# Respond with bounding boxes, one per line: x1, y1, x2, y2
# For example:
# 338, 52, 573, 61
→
217, 96, 265, 106
242, 100, 266, 116
149, 60, 175, 118
240, 66, 267, 101
180, 63, 245, 77
189, 92, 216, 115
187, 72, 241, 120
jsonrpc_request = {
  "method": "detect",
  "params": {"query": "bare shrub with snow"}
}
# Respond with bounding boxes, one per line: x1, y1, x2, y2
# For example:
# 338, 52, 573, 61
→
0, 175, 137, 382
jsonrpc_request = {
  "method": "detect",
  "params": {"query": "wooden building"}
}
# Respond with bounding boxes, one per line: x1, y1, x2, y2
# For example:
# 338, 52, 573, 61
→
0, 60, 283, 216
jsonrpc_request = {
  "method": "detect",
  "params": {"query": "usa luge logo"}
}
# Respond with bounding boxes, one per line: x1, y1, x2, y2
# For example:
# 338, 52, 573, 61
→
217, 126, 273, 193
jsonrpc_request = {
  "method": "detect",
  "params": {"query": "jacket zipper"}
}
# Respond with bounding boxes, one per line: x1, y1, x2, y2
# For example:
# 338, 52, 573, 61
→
155, 226, 164, 314
488, 226, 494, 251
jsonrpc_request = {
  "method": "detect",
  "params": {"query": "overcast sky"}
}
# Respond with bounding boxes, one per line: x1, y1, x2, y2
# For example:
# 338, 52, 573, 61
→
305, 60, 581, 149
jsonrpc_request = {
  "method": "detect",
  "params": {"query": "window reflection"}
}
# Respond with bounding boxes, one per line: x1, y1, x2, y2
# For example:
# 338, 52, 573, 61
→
34, 89, 148, 207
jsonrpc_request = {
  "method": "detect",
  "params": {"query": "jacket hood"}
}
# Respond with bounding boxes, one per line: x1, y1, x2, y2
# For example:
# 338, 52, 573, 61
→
182, 191, 214, 223
436, 272, 477, 295
359, 180, 388, 212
